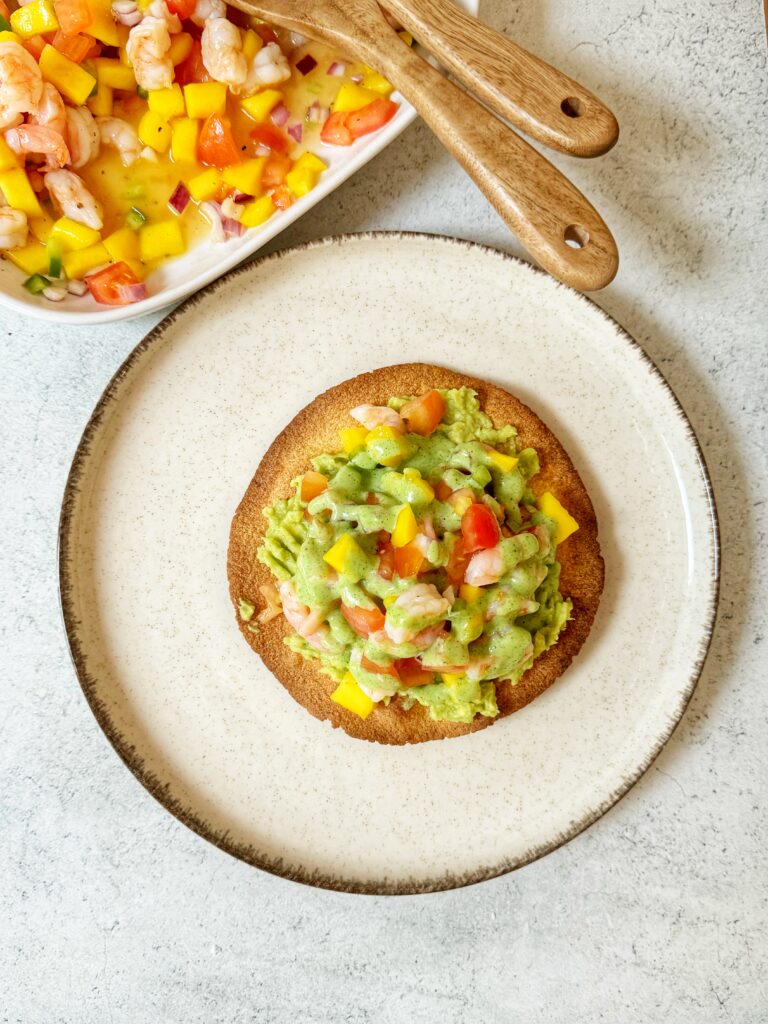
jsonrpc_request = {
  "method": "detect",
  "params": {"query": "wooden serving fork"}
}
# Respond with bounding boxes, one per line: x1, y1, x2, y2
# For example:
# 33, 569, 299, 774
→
228, 0, 620, 290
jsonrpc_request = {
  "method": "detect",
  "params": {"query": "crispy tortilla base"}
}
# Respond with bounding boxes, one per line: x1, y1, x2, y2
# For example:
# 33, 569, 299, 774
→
227, 364, 604, 745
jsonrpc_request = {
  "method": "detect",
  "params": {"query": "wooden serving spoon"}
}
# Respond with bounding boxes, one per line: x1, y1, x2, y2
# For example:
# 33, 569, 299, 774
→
229, 0, 620, 290
382, 0, 619, 158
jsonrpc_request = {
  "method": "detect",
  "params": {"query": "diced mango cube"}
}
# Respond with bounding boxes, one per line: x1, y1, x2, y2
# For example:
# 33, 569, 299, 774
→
332, 82, 380, 113
187, 168, 220, 202
168, 30, 193, 66
222, 158, 266, 196
401, 467, 434, 503
330, 672, 374, 719
361, 70, 393, 95
383, 594, 397, 608
365, 424, 411, 467
240, 88, 282, 122
51, 217, 101, 251
148, 84, 185, 119
285, 152, 327, 199
459, 584, 483, 604
0, 169, 42, 217
0, 136, 19, 173
3, 241, 48, 275
139, 219, 185, 262
39, 44, 95, 105
447, 490, 474, 518
183, 82, 227, 119
93, 57, 136, 90
323, 532, 365, 577
0, 31, 22, 43
538, 491, 579, 546
10, 0, 59, 38
391, 503, 417, 548
103, 227, 139, 263
340, 426, 368, 454
441, 673, 465, 688
29, 210, 55, 243
62, 242, 110, 279
138, 109, 171, 153
239, 194, 275, 228
170, 117, 199, 164
87, 83, 113, 117
241, 27, 261, 61
486, 448, 519, 473
85, 0, 120, 45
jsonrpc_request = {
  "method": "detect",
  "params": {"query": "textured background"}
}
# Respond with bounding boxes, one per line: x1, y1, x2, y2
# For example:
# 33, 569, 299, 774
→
2, 1, 767, 1021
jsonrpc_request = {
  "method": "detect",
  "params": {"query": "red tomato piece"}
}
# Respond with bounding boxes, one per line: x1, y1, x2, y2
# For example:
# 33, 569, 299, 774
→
52, 0, 91, 35
341, 603, 386, 637
461, 503, 501, 554
393, 542, 424, 579
300, 471, 327, 503
435, 479, 453, 502
261, 152, 291, 187
346, 98, 398, 139
395, 658, 435, 687
174, 39, 211, 84
271, 185, 293, 209
166, 0, 195, 18
198, 113, 240, 168
22, 34, 46, 60
401, 389, 445, 436
376, 535, 395, 580
51, 30, 92, 63
248, 123, 289, 155
85, 262, 143, 306
445, 535, 470, 586
320, 111, 353, 146
360, 655, 399, 678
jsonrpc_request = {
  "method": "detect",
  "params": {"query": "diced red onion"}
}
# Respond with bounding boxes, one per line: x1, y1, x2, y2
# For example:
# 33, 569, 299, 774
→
295, 54, 317, 76
221, 217, 244, 238
116, 281, 148, 304
327, 61, 345, 76
112, 0, 141, 25
287, 122, 303, 142
270, 102, 289, 127
306, 101, 330, 124
168, 181, 190, 214
350, 73, 363, 83
233, 191, 254, 204
199, 201, 225, 243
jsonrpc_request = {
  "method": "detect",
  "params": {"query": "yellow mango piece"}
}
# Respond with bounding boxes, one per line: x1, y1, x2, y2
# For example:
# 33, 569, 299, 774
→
339, 426, 368, 454
0, 169, 42, 217
29, 210, 55, 244
0, 31, 21, 43
361, 70, 393, 96
51, 217, 101, 251
383, 594, 397, 608
87, 83, 113, 117
242, 28, 261, 61
402, 467, 434, 503
188, 168, 220, 202
222, 158, 266, 196
138, 109, 171, 153
183, 82, 227, 119
240, 88, 282, 122
285, 152, 327, 199
10, 0, 58, 38
103, 228, 139, 263
170, 117, 199, 164
398, 30, 413, 45
323, 533, 365, 577
365, 424, 411, 467
93, 57, 136, 91
391, 504, 417, 548
538, 492, 579, 546
441, 673, 465, 688
447, 490, 474, 518
39, 45, 95, 105
239, 194, 276, 228
459, 584, 483, 604
332, 82, 379, 113
293, 152, 327, 175
464, 613, 484, 643
148, 84, 185, 119
123, 258, 145, 280
4, 241, 48, 276
330, 673, 374, 719
62, 243, 110, 279
486, 448, 519, 473
168, 31, 193, 66
85, 0, 121, 45
139, 219, 185, 262
0, 136, 20, 173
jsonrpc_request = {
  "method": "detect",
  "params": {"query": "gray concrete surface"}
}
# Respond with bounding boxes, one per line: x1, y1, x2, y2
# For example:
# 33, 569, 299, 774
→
2, 1, 767, 1021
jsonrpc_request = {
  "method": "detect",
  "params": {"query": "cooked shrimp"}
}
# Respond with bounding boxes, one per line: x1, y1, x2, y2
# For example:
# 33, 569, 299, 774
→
96, 116, 142, 166
0, 206, 28, 249
126, 17, 174, 91
201, 18, 246, 88
66, 107, 100, 168
384, 583, 450, 644
0, 42, 43, 127
464, 545, 504, 587
44, 169, 103, 229
349, 404, 405, 433
236, 41, 291, 96
146, 0, 181, 33
191, 0, 225, 27
29, 83, 67, 137
278, 581, 328, 650
256, 583, 282, 624
5, 125, 70, 170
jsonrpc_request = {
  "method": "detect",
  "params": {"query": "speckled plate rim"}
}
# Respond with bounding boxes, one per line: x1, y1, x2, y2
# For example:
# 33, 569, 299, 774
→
58, 232, 721, 895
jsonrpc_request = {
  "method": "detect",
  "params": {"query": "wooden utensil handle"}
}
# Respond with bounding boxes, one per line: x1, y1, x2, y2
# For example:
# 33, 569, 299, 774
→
383, 0, 619, 158
366, 33, 618, 290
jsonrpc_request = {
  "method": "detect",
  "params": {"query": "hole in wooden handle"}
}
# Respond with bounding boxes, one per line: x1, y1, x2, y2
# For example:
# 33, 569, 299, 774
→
564, 225, 590, 249
561, 96, 584, 118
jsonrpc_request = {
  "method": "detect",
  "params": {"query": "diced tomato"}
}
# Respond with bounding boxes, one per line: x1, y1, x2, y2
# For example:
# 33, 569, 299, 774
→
395, 657, 435, 687
360, 655, 399, 678
254, 23, 277, 44
435, 479, 453, 502
365, 492, 379, 505
320, 111, 353, 146
248, 123, 288, 155
271, 185, 293, 209
51, 30, 91, 63
166, 0, 195, 18
300, 471, 327, 503
198, 113, 240, 168
346, 98, 398, 139
0, 0, 9, 19
393, 542, 424, 579
53, 0, 91, 35
85, 262, 143, 306
401, 389, 445, 436
214, 180, 236, 203
461, 503, 501, 554
22, 35, 46, 60
446, 535, 470, 586
376, 535, 395, 580
261, 152, 291, 187
174, 39, 211, 84
341, 603, 386, 637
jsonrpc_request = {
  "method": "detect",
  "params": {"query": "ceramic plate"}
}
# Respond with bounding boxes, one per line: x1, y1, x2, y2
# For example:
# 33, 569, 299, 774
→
59, 234, 719, 894
0, 1, 477, 326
